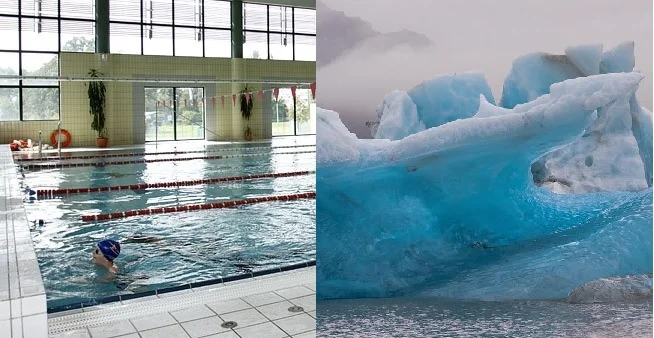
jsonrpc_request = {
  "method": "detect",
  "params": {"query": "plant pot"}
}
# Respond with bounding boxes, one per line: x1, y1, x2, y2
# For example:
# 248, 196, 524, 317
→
97, 137, 109, 148
245, 131, 253, 141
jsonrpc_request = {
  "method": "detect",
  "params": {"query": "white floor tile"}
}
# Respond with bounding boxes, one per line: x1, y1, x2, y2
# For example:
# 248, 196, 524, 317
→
307, 311, 316, 319
113, 334, 140, 338
130, 312, 178, 331
274, 286, 314, 300
273, 314, 315, 336
0, 301, 10, 321
171, 305, 216, 323
289, 295, 315, 312
206, 298, 251, 315
0, 320, 8, 338
139, 324, 190, 338
302, 284, 315, 292
219, 308, 268, 328
235, 321, 287, 338
12, 318, 22, 338
49, 328, 91, 338
293, 330, 316, 338
88, 320, 136, 338
23, 313, 48, 338
200, 331, 240, 338
180, 316, 230, 338
242, 292, 285, 307
22, 294, 47, 316
256, 300, 297, 321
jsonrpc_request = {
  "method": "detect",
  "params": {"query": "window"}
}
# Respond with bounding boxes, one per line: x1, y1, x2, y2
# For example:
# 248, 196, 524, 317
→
0, 0, 96, 121
242, 5, 316, 61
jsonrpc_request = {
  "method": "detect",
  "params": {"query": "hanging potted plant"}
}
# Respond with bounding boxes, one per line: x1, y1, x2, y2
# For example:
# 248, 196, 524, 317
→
240, 85, 253, 141
87, 68, 108, 147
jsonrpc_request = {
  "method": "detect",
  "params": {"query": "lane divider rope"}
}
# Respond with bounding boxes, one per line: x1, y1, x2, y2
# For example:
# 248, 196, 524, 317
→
36, 170, 315, 197
22, 151, 315, 170
15, 144, 316, 162
80, 191, 316, 222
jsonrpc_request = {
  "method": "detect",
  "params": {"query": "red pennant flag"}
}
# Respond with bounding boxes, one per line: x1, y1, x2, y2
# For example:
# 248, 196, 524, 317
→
258, 90, 264, 101
291, 85, 297, 100
184, 99, 187, 107
221, 95, 225, 107
163, 100, 166, 108
232, 94, 237, 106
192, 98, 197, 106
273, 88, 279, 101
211, 96, 216, 107
245, 91, 251, 105
310, 82, 316, 100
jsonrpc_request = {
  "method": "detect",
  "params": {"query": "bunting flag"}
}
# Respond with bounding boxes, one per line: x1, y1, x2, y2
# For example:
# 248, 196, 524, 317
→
149, 85, 313, 111
245, 91, 251, 105
211, 96, 216, 107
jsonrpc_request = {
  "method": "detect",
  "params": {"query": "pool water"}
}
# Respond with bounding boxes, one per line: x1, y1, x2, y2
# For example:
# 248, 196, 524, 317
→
17, 140, 316, 308
317, 297, 653, 337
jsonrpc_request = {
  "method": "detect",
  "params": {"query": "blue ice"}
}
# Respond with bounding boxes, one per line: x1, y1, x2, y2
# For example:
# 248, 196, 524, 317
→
317, 43, 652, 301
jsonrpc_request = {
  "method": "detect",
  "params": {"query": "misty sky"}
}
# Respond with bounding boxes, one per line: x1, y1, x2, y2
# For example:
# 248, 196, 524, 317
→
318, 0, 653, 137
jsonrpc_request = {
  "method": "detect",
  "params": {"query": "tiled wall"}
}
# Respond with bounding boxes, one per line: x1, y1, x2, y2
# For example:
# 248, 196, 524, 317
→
0, 53, 316, 147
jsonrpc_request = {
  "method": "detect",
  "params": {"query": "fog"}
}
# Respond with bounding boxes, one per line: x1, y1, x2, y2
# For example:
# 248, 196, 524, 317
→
318, 0, 653, 138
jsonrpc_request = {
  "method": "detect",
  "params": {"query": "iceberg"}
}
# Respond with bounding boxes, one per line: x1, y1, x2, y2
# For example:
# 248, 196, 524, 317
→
317, 46, 652, 301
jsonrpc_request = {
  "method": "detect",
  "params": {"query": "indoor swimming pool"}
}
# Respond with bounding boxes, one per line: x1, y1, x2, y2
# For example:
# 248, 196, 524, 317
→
14, 140, 316, 310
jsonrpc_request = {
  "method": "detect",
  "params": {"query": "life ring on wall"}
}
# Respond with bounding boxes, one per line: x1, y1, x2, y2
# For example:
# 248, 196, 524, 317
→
51, 129, 72, 148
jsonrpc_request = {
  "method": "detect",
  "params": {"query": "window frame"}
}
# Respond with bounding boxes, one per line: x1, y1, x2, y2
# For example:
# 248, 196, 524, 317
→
0, 0, 96, 121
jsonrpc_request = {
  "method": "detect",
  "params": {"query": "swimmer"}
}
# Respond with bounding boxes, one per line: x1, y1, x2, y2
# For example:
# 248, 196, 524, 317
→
92, 239, 121, 274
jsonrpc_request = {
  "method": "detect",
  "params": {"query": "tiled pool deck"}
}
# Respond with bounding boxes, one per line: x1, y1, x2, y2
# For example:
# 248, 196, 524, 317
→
49, 267, 316, 338
1, 145, 49, 337
1, 137, 316, 337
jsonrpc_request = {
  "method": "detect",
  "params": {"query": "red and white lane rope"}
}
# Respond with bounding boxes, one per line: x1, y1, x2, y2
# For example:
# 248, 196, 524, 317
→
80, 191, 316, 222
21, 150, 316, 170
15, 144, 316, 162
36, 170, 315, 197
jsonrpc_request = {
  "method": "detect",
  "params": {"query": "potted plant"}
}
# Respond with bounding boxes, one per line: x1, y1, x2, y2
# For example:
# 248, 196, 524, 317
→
87, 68, 108, 147
240, 85, 253, 141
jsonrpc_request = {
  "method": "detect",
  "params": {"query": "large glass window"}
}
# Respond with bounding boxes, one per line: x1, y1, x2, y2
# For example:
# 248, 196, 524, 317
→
243, 4, 315, 61
0, 0, 96, 121
271, 86, 316, 136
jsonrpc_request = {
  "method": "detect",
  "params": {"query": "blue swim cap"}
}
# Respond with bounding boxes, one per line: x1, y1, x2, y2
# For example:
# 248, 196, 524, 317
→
97, 239, 121, 261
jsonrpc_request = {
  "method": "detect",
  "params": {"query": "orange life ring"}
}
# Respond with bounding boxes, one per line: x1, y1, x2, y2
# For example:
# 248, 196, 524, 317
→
51, 129, 72, 148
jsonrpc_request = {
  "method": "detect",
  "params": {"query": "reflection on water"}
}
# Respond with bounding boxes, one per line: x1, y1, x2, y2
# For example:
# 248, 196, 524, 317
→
317, 297, 652, 337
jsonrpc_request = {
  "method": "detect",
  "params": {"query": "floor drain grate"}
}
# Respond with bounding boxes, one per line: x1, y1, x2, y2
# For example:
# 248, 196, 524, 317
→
288, 305, 304, 313
221, 321, 238, 329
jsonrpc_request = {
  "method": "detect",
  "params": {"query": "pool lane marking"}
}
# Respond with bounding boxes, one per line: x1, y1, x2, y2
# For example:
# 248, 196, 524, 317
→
15, 144, 316, 162
35, 170, 315, 197
80, 191, 317, 222
21, 150, 316, 170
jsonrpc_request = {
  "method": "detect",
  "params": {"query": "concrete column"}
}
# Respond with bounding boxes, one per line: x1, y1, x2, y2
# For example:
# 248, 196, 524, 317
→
95, 0, 110, 53
231, 0, 243, 58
